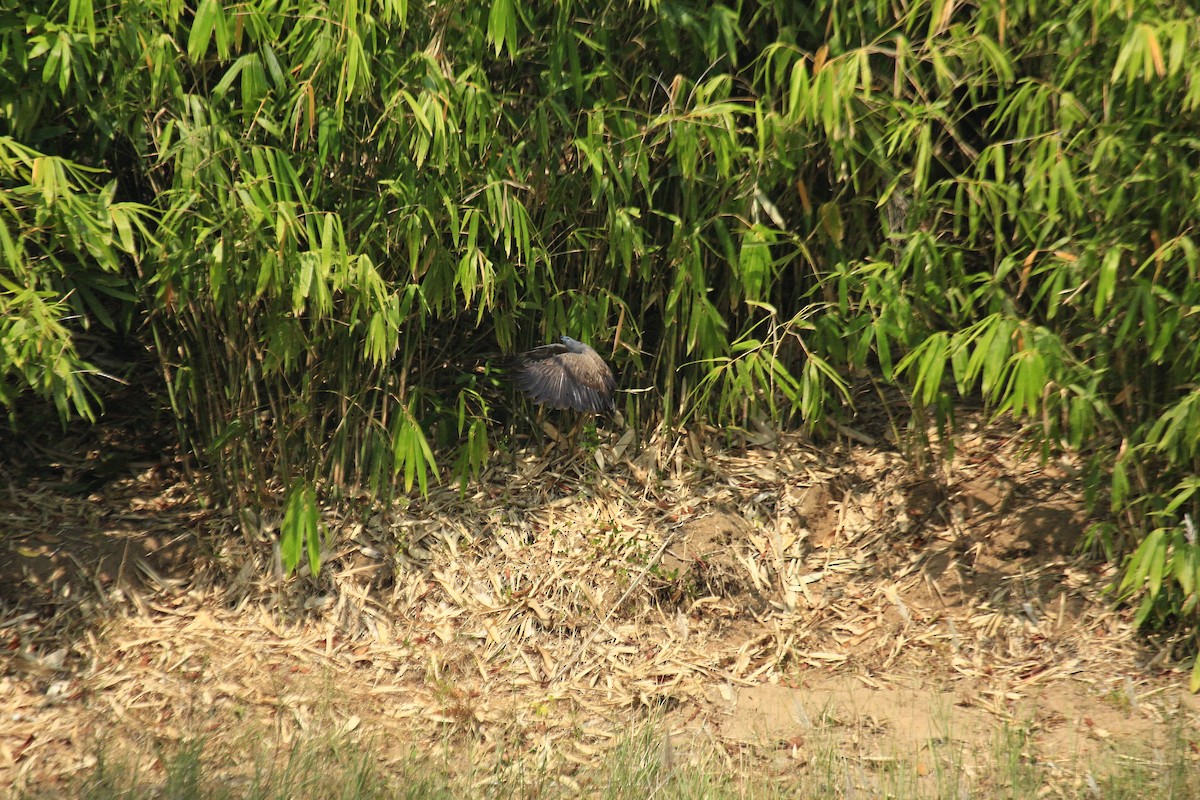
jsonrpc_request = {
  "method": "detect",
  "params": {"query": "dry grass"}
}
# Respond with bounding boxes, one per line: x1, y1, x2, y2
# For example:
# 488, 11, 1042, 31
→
2, 413, 1199, 796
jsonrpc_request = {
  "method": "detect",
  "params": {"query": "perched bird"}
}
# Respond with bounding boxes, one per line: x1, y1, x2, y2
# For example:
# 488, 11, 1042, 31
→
511, 336, 616, 414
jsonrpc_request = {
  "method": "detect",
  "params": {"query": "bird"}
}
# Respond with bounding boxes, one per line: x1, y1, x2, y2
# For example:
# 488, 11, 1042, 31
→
510, 336, 616, 415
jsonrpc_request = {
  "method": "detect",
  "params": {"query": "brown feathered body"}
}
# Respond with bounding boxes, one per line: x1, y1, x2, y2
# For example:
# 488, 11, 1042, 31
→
512, 336, 616, 414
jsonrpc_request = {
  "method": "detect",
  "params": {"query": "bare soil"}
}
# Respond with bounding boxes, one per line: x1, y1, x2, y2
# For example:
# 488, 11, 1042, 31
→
2, 412, 1198, 796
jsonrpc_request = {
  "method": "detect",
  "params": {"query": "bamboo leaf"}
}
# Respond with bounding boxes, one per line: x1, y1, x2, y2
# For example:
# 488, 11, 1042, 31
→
1093, 247, 1122, 319
188, 0, 220, 62
281, 481, 320, 576
487, 0, 518, 58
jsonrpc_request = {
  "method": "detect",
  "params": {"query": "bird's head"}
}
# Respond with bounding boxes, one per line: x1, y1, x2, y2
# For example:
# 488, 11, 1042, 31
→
559, 335, 585, 352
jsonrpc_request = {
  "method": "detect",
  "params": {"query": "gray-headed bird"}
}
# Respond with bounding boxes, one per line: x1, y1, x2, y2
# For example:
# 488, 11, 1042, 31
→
511, 336, 616, 415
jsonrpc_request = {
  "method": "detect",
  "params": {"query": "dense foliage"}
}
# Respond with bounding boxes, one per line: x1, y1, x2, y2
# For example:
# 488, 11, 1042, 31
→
3, 1, 1200, 681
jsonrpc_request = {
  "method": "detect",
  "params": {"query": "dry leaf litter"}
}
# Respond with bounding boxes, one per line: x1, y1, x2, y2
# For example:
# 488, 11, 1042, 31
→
2, 416, 1198, 795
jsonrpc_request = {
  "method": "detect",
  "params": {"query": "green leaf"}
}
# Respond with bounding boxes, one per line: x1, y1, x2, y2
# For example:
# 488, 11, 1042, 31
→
187, 0, 220, 62
487, 0, 518, 58
393, 406, 438, 495
1093, 248, 1121, 319
281, 481, 320, 577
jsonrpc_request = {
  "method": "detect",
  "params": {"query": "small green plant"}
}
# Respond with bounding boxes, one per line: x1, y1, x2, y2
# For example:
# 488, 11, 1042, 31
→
1118, 513, 1200, 691
280, 480, 322, 577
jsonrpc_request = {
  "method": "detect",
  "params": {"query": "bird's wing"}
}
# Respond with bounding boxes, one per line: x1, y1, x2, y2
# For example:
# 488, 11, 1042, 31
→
559, 351, 616, 412
515, 348, 615, 413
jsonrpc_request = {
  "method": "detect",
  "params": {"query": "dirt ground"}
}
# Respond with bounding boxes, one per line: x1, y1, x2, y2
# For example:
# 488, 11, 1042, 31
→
2, 410, 1198, 796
